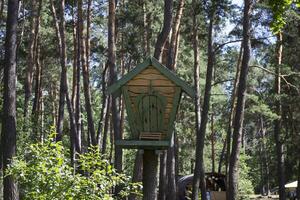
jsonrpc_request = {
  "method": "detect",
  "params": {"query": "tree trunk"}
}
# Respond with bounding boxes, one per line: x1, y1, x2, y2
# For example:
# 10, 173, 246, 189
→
78, 0, 97, 146
153, 0, 173, 60
97, 63, 109, 146
167, 134, 177, 200
158, 152, 167, 200
108, 0, 123, 194
50, 0, 64, 139
211, 111, 215, 173
228, 1, 253, 199
71, 2, 77, 110
166, 0, 184, 70
274, 31, 286, 200
32, 41, 42, 140
56, 0, 81, 155
24, 0, 37, 118
259, 117, 270, 195
218, 139, 226, 174
191, 0, 202, 197
193, 2, 217, 200
75, 6, 81, 155
1, 0, 19, 198
225, 44, 243, 178
101, 96, 111, 155
143, 150, 159, 200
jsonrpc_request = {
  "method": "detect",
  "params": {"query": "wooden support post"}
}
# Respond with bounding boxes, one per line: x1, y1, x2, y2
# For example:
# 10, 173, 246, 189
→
143, 150, 158, 200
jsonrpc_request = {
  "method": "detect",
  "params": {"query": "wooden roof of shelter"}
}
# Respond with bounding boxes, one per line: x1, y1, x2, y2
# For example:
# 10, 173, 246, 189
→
108, 57, 195, 98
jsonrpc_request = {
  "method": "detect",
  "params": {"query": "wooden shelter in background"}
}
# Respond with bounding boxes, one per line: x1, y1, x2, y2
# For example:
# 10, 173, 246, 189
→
108, 57, 195, 149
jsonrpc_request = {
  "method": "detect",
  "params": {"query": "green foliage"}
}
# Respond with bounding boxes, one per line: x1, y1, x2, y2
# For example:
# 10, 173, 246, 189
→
238, 152, 254, 199
269, 0, 300, 33
6, 131, 142, 200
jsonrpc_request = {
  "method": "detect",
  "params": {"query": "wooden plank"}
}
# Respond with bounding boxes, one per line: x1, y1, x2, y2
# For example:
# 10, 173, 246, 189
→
166, 87, 182, 139
115, 139, 170, 149
127, 79, 175, 87
133, 73, 169, 81
127, 86, 176, 94
122, 86, 140, 139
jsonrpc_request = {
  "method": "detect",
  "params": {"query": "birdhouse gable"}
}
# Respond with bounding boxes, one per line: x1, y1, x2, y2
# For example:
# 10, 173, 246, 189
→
108, 57, 195, 98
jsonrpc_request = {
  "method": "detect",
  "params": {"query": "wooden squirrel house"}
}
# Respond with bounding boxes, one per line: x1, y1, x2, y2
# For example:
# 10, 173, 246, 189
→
108, 57, 195, 149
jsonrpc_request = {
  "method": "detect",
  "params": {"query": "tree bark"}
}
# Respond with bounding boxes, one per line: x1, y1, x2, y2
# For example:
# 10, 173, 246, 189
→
153, 0, 173, 60
166, 0, 185, 71
55, 0, 81, 156
225, 44, 243, 179
1, 0, 19, 198
192, 1, 217, 200
211, 111, 215, 173
78, 0, 97, 146
158, 152, 167, 200
50, 0, 64, 139
24, 0, 37, 118
97, 63, 109, 146
75, 1, 82, 154
108, 0, 123, 194
228, 1, 253, 199
101, 96, 110, 155
167, 134, 177, 200
274, 31, 286, 200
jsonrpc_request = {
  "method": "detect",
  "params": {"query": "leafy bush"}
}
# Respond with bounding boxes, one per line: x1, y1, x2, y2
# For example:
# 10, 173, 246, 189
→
6, 132, 141, 200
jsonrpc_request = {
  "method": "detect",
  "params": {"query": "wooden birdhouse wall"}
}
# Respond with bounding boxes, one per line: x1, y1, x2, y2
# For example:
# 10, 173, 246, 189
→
124, 66, 180, 140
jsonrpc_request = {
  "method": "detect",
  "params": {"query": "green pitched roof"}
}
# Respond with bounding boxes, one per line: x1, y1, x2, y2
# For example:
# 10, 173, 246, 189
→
108, 57, 195, 98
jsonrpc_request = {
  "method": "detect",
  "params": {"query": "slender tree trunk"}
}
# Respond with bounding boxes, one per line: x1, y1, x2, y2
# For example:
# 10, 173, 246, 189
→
101, 97, 110, 154
259, 117, 270, 195
71, 2, 77, 110
211, 111, 215, 173
193, 2, 217, 200
75, 14, 82, 155
218, 139, 226, 174
2, 0, 19, 198
167, 0, 184, 70
191, 0, 202, 196
228, 1, 253, 199
165, 2, 184, 193
167, 134, 177, 200
32, 0, 42, 115
108, 0, 123, 195
50, 0, 64, 139
56, 0, 81, 155
24, 0, 37, 118
153, 0, 173, 60
32, 41, 42, 139
97, 63, 109, 145
158, 152, 167, 200
274, 31, 286, 200
78, 0, 97, 146
225, 44, 243, 179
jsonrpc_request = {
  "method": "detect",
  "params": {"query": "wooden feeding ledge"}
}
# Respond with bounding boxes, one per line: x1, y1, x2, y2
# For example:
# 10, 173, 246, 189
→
108, 57, 195, 149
